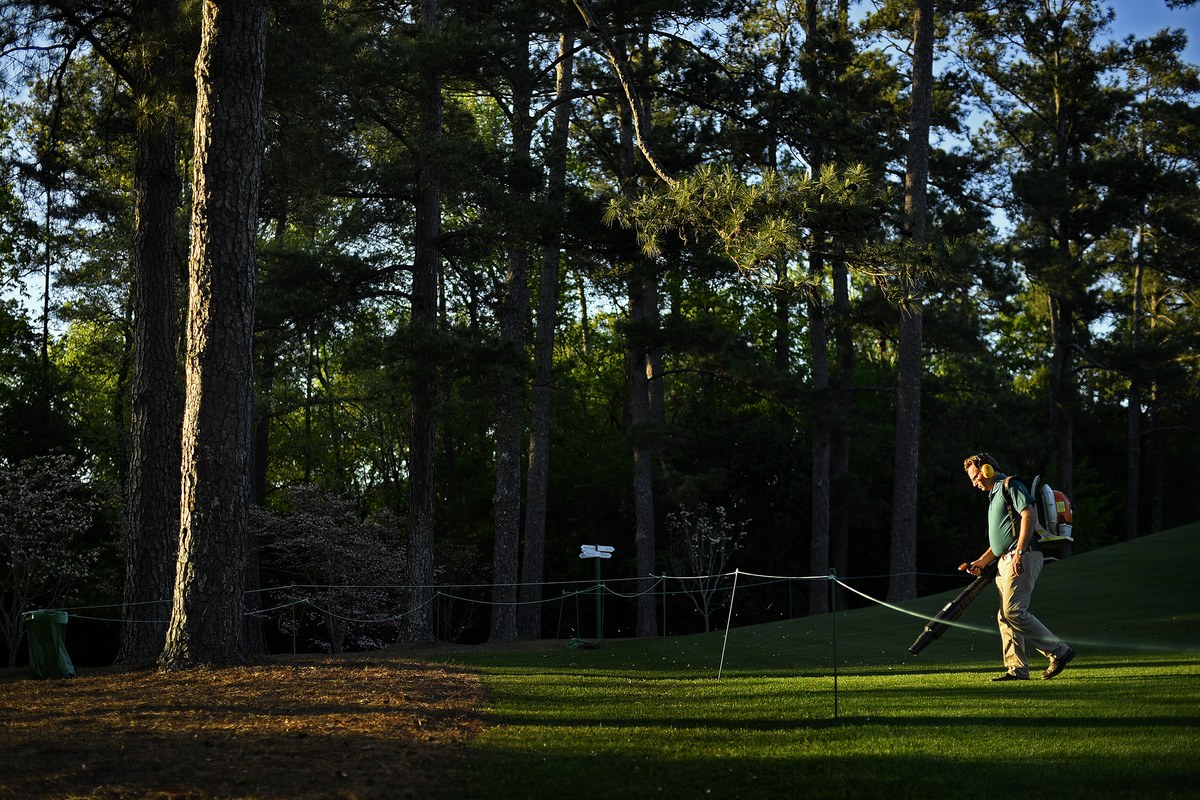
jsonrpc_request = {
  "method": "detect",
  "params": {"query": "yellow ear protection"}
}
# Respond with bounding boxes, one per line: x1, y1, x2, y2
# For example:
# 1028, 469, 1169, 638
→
968, 453, 997, 479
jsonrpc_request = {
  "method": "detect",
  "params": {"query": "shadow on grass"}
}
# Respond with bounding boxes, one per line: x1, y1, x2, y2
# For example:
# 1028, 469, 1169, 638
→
443, 742, 1200, 800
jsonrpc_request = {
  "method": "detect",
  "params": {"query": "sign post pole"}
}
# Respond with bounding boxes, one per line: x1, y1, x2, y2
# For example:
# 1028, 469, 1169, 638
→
579, 545, 614, 641
595, 557, 602, 640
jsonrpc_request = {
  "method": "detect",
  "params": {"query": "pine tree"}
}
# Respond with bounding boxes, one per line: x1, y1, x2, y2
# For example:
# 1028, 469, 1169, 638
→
160, 0, 269, 669
121, 0, 186, 666
956, 0, 1144, 496
887, 0, 933, 602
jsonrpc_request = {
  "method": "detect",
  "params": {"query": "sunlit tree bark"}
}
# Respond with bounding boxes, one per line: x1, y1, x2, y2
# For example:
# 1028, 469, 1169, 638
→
160, 0, 268, 669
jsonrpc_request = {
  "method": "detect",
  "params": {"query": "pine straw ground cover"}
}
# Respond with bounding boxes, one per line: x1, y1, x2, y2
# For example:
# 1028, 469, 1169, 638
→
0, 649, 487, 800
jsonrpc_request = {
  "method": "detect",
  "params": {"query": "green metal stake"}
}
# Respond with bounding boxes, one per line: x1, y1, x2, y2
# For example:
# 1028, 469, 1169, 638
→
661, 574, 667, 641
580, 545, 614, 640
595, 557, 603, 640
829, 568, 839, 722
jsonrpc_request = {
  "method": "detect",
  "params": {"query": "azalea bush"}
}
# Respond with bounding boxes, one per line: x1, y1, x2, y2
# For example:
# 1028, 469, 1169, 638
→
0, 455, 99, 666
251, 485, 406, 653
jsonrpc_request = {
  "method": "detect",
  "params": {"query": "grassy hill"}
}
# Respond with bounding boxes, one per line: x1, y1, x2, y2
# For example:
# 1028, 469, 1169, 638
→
436, 522, 1200, 677
434, 525, 1200, 800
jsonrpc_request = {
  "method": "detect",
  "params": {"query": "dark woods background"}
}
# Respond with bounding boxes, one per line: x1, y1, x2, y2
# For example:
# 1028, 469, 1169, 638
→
1, 0, 1198, 665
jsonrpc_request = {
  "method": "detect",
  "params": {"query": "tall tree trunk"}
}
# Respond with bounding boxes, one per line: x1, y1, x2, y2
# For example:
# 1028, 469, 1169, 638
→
243, 334, 272, 654
405, 0, 443, 642
490, 39, 534, 642
1125, 232, 1144, 541
830, 243, 853, 582
437, 269, 459, 538
829, 0, 855, 589
160, 0, 268, 669
773, 279, 791, 370
1147, 397, 1164, 534
245, 330, 275, 657
576, 271, 592, 355
802, 0, 831, 615
617, 91, 659, 639
490, 310, 524, 641
1049, 292, 1076, 496
1146, 261, 1163, 535
119, 0, 183, 666
807, 278, 832, 615
887, 0, 932, 603
629, 275, 659, 637
252, 344, 276, 506
639, 35, 664, 638
518, 32, 575, 640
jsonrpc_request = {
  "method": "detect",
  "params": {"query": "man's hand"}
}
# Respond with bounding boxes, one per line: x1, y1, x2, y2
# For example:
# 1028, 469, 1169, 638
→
959, 561, 982, 576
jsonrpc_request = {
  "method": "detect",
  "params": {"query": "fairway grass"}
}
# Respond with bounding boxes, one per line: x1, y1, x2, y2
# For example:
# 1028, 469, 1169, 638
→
436, 526, 1200, 799
447, 655, 1198, 799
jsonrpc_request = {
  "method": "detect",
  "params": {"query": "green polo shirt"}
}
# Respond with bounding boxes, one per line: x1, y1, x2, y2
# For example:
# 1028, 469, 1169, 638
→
988, 473, 1032, 556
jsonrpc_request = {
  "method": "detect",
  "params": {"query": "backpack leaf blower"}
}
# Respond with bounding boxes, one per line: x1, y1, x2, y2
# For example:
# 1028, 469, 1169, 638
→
908, 560, 999, 655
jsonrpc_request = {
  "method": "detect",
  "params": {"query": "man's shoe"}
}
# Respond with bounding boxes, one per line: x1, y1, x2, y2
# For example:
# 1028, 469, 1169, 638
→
990, 672, 1029, 681
1042, 646, 1076, 680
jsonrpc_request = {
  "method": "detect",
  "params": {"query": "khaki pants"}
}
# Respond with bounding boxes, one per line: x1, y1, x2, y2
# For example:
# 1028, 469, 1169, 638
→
994, 550, 1067, 677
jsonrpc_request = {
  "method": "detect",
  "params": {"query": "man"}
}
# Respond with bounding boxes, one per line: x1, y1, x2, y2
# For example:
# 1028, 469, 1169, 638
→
961, 453, 1076, 681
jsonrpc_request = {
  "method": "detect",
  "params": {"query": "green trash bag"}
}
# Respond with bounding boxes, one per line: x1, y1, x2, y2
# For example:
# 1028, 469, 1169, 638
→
23, 610, 75, 679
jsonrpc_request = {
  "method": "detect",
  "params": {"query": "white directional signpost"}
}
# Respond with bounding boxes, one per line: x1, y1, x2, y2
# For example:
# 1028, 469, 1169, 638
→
579, 545, 614, 640
579, 544, 613, 560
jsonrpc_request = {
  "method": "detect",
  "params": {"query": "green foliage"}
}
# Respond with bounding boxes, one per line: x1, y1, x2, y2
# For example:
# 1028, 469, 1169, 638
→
0, 106, 19, 271
606, 163, 886, 287
55, 315, 130, 482
0, 306, 81, 465
0, 0, 1197, 650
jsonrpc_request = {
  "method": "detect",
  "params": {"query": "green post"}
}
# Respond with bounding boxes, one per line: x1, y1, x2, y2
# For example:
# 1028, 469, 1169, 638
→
829, 569, 839, 722
595, 558, 603, 640
579, 545, 613, 641
661, 574, 667, 640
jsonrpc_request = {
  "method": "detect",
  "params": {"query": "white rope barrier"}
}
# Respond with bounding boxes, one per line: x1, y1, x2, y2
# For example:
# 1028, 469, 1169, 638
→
33, 569, 976, 636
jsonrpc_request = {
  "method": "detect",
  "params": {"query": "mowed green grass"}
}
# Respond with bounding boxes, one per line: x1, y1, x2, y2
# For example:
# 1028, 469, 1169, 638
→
435, 525, 1200, 799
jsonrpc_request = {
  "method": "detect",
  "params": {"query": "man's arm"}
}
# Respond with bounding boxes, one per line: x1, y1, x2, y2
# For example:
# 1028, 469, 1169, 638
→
1011, 507, 1036, 575
962, 547, 997, 576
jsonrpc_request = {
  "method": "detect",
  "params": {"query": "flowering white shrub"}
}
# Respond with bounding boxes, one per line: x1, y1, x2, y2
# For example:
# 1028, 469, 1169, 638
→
666, 502, 749, 632
0, 455, 99, 667
251, 485, 406, 653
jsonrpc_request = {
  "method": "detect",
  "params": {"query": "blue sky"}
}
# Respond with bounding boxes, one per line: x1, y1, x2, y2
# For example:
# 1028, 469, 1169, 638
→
1108, 0, 1200, 63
